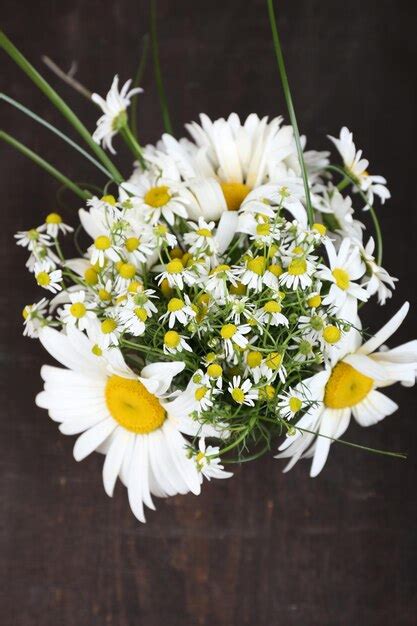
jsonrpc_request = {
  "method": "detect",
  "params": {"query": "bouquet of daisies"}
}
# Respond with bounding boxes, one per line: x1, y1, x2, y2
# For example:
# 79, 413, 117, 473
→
3, 4, 416, 522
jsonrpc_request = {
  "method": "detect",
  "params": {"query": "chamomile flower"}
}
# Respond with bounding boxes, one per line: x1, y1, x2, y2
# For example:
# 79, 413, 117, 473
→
122, 231, 156, 266
318, 239, 368, 310
194, 439, 233, 481
228, 376, 258, 406
205, 264, 237, 303
93, 316, 122, 350
290, 336, 318, 363
219, 323, 251, 357
60, 290, 96, 331
122, 176, 188, 226
328, 127, 390, 207
22, 298, 50, 338
159, 296, 196, 329
316, 186, 364, 240
15, 228, 51, 251
163, 331, 192, 355
238, 254, 270, 292
259, 351, 287, 384
183, 217, 217, 254
34, 261, 63, 293
40, 212, 73, 238
277, 303, 417, 476
279, 255, 316, 290
92, 75, 143, 153
256, 300, 288, 327
277, 389, 304, 421
361, 237, 397, 305
156, 258, 194, 290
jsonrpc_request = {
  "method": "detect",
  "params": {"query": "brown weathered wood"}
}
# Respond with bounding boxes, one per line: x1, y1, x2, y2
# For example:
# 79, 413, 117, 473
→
1, 1, 416, 624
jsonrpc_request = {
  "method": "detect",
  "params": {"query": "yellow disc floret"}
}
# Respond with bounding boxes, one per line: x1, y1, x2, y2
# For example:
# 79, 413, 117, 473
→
220, 324, 237, 339
324, 362, 373, 409
207, 363, 223, 378
105, 375, 166, 433
167, 298, 184, 312
164, 330, 180, 348
94, 235, 111, 250
312, 222, 327, 236
144, 185, 171, 208
220, 182, 251, 211
265, 352, 282, 370
84, 267, 98, 286
36, 271, 50, 287
125, 237, 140, 252
288, 258, 307, 275
117, 262, 136, 279
332, 268, 350, 290
46, 212, 62, 224
69, 302, 86, 318
247, 256, 267, 275
246, 350, 263, 368
323, 325, 341, 344
101, 318, 117, 334
307, 294, 322, 308
231, 387, 245, 404
289, 397, 302, 413
263, 300, 282, 314
166, 259, 184, 274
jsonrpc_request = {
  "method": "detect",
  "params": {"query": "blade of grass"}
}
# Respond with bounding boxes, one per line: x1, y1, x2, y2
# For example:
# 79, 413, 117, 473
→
0, 130, 91, 201
0, 31, 123, 183
266, 0, 314, 226
1, 93, 112, 179
150, 0, 173, 135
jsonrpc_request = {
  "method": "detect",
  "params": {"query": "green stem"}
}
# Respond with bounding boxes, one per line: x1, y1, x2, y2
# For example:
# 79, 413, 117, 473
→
120, 124, 146, 169
131, 34, 150, 139
1, 93, 113, 179
326, 164, 383, 265
266, 0, 314, 226
0, 30, 123, 183
0, 130, 91, 201
150, 0, 173, 135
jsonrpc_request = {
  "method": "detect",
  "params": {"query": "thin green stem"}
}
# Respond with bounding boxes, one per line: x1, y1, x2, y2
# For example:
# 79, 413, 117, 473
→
120, 124, 146, 169
0, 30, 123, 183
1, 93, 113, 179
266, 0, 314, 226
326, 164, 383, 265
0, 130, 91, 201
131, 34, 150, 139
150, 0, 173, 135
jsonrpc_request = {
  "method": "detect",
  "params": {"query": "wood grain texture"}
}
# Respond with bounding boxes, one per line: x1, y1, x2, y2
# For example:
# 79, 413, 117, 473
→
1, 1, 416, 624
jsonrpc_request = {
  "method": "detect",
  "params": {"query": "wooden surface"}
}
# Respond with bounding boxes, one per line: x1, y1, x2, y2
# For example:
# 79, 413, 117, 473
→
1, 1, 416, 624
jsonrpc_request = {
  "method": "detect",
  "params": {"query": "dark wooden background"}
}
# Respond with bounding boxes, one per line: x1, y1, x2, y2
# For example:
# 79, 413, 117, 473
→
1, 1, 416, 624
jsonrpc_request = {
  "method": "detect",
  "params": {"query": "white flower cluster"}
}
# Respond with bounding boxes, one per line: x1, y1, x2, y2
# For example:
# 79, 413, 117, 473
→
17, 94, 417, 521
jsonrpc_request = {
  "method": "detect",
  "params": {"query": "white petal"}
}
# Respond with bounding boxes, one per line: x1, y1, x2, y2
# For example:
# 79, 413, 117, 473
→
359, 302, 409, 355
73, 417, 116, 461
102, 427, 130, 497
214, 211, 238, 254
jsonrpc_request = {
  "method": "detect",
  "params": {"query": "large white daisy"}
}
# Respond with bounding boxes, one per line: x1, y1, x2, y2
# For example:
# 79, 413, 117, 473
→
36, 326, 224, 522
276, 302, 417, 476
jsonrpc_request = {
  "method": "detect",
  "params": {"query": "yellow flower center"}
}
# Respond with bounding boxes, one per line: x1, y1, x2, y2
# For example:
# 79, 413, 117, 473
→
196, 228, 212, 237
92, 344, 102, 357
246, 350, 262, 368
105, 375, 166, 434
101, 195, 117, 205
36, 271, 50, 287
267, 264, 283, 277
101, 318, 117, 334
211, 264, 230, 275
229, 281, 246, 295
256, 223, 271, 236
134, 307, 148, 321
220, 323, 237, 339
195, 386, 209, 401
288, 258, 307, 275
289, 397, 302, 413
231, 388, 245, 404
117, 262, 136, 279
332, 268, 350, 290
84, 267, 98, 286
312, 222, 326, 236
167, 298, 184, 312
128, 280, 143, 293
166, 259, 184, 274
259, 385, 275, 401
94, 235, 111, 250
207, 363, 222, 378
70, 302, 86, 318
144, 185, 171, 208
98, 289, 112, 302
265, 352, 282, 370
247, 256, 266, 275
323, 325, 341, 344
263, 300, 282, 314
46, 212, 62, 224
125, 237, 140, 252
164, 330, 180, 348
307, 294, 321, 308
220, 182, 251, 211
324, 362, 373, 409
160, 278, 173, 298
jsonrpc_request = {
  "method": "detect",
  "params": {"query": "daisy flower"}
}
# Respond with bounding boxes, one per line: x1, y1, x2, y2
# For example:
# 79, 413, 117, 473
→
92, 75, 143, 153
277, 303, 417, 476
194, 438, 233, 481
60, 290, 97, 331
34, 261, 63, 294
316, 186, 364, 240
228, 376, 258, 406
328, 127, 390, 207
36, 325, 221, 522
40, 212, 74, 238
318, 238, 368, 310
